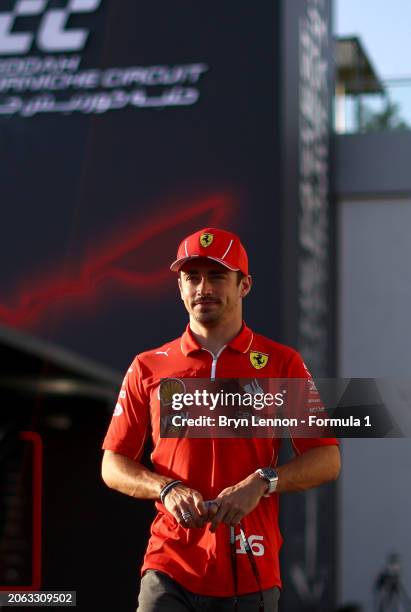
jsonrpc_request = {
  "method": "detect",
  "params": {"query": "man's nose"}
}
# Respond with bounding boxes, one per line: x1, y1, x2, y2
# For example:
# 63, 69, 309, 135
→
197, 276, 213, 294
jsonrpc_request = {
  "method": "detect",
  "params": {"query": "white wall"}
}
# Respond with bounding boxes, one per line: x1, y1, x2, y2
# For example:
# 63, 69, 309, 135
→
338, 197, 411, 611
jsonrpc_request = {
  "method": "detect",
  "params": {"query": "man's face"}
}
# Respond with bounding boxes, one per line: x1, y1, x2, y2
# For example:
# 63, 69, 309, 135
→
178, 259, 251, 326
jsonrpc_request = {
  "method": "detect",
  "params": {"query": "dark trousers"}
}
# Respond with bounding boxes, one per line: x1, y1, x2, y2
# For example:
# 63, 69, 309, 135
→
137, 569, 280, 612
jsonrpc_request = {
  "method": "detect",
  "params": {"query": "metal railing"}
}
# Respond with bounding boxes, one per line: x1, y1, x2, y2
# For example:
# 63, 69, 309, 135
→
334, 77, 411, 134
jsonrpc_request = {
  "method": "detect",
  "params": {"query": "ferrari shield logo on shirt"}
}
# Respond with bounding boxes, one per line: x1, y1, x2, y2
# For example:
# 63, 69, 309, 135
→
250, 352, 269, 369
200, 233, 214, 247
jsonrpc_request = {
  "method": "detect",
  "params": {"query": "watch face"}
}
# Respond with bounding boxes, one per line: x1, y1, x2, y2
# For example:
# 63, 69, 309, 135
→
262, 468, 278, 480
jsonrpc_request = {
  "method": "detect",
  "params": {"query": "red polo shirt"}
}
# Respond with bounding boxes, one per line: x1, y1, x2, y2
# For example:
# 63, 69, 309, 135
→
102, 323, 338, 596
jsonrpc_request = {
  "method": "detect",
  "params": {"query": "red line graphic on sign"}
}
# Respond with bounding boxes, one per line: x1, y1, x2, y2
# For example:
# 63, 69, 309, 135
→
0, 431, 43, 592
0, 193, 233, 327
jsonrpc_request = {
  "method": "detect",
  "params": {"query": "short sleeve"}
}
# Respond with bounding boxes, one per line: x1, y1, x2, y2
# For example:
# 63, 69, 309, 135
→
286, 351, 339, 455
102, 356, 150, 461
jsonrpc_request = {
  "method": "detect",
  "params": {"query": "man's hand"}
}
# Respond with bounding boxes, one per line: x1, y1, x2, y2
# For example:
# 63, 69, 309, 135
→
163, 484, 208, 528
209, 473, 267, 533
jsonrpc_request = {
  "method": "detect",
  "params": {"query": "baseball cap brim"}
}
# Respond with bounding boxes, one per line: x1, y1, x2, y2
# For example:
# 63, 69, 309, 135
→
170, 255, 240, 273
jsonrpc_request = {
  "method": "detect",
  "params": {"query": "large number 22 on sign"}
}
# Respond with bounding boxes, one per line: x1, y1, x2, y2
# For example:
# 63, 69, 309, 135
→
0, 0, 102, 55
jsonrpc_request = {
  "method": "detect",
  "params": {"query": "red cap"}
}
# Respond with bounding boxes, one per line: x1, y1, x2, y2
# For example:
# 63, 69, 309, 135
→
170, 227, 249, 275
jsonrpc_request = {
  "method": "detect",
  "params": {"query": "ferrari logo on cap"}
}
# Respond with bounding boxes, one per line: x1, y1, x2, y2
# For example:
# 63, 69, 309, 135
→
200, 233, 214, 248
250, 352, 269, 369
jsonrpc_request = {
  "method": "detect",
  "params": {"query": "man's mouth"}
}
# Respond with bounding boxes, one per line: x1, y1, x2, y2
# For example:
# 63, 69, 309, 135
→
193, 299, 220, 306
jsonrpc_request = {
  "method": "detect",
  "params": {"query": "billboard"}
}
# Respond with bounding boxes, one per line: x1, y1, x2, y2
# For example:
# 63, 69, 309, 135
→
0, 0, 281, 371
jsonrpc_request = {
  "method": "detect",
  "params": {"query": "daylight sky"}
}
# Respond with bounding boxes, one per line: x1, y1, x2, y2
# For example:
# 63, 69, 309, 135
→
335, 0, 411, 79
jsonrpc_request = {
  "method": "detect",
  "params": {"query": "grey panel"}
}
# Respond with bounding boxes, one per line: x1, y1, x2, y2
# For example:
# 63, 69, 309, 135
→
339, 198, 411, 378
334, 132, 411, 197
338, 198, 411, 611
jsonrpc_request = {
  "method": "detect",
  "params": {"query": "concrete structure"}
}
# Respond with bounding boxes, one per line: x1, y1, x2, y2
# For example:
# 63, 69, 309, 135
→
335, 131, 411, 611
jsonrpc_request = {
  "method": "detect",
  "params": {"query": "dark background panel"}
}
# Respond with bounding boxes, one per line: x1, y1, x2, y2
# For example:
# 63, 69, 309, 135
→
0, 0, 280, 371
0, 397, 154, 611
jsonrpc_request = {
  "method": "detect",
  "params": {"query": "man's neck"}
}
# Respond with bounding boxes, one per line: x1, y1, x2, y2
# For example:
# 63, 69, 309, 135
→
189, 317, 243, 355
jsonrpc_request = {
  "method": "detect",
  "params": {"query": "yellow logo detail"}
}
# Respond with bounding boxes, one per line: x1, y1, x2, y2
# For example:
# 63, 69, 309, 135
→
159, 378, 186, 406
250, 352, 269, 369
200, 233, 214, 248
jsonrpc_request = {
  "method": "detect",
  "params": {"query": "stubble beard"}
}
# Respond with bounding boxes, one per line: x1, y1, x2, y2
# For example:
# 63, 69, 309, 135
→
190, 301, 223, 326
192, 310, 221, 325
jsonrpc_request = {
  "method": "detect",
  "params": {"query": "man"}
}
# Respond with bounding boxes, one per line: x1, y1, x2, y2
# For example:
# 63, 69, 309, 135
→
101, 227, 340, 611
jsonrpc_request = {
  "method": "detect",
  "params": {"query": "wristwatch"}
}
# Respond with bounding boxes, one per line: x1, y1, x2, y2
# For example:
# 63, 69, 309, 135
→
255, 467, 279, 497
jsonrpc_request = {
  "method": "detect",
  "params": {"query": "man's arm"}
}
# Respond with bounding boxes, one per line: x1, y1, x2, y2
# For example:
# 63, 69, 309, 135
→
102, 450, 170, 499
101, 450, 208, 528
209, 445, 341, 532
276, 444, 341, 493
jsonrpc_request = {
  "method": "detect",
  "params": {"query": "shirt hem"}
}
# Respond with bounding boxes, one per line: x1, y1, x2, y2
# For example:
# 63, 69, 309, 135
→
141, 562, 282, 597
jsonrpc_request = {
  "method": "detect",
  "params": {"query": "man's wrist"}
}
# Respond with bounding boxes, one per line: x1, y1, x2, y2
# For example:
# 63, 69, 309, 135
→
254, 467, 279, 497
159, 479, 183, 504
249, 472, 269, 496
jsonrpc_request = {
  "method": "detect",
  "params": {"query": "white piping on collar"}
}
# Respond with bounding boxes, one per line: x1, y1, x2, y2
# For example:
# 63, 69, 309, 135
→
243, 333, 254, 353
181, 332, 253, 357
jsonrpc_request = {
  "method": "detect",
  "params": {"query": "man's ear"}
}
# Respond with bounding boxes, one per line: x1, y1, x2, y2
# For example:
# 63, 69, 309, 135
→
178, 276, 184, 300
240, 275, 252, 298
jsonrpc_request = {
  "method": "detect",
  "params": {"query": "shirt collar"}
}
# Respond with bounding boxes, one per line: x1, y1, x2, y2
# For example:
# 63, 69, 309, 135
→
180, 322, 253, 356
